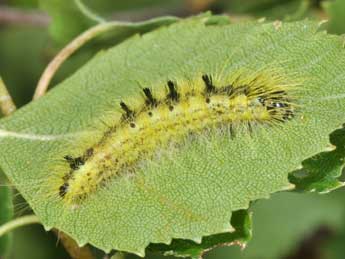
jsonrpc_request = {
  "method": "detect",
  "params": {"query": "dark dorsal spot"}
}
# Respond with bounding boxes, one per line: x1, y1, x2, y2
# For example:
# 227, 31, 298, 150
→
143, 88, 157, 107
120, 101, 135, 119
169, 105, 174, 111
167, 81, 179, 102
130, 122, 136, 128
148, 111, 153, 117
64, 155, 85, 170
59, 182, 69, 197
206, 97, 211, 103
202, 74, 215, 94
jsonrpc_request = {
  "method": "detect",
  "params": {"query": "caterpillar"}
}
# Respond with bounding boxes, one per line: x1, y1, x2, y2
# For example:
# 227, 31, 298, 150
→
56, 70, 297, 206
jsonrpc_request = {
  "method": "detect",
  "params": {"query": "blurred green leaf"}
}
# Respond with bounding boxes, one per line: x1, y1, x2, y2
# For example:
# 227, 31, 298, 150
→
12, 225, 68, 259
0, 26, 49, 106
206, 191, 345, 259
0, 172, 14, 257
0, 25, 100, 107
8, 0, 38, 8
324, 223, 345, 259
218, 0, 325, 21
324, 0, 345, 34
223, 0, 306, 19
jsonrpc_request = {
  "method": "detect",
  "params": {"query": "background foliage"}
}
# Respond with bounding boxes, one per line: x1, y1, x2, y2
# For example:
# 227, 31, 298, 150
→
1, 0, 345, 259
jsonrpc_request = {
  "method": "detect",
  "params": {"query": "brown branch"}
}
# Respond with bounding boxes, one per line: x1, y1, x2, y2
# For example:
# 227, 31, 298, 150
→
0, 6, 50, 26
0, 77, 16, 116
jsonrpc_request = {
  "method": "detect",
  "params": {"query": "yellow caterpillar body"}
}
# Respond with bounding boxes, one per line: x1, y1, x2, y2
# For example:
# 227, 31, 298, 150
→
57, 70, 297, 205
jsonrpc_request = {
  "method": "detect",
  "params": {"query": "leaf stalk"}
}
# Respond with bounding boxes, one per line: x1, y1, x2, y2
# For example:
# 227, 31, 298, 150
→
0, 215, 40, 237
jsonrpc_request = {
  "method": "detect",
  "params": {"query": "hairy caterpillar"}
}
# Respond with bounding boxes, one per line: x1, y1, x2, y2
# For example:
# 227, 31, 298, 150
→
55, 70, 297, 206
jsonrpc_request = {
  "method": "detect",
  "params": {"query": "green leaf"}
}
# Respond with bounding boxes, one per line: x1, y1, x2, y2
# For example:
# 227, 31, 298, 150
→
12, 224, 69, 259
0, 17, 345, 256
324, 0, 345, 35
0, 27, 50, 106
290, 127, 345, 192
8, 0, 38, 8
148, 210, 252, 259
323, 213, 345, 259
221, 0, 309, 20
220, 0, 327, 21
0, 172, 14, 257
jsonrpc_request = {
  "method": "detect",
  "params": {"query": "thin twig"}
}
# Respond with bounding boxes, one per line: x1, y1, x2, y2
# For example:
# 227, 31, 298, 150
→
0, 6, 50, 26
0, 77, 16, 116
33, 21, 124, 100
0, 215, 40, 237
53, 230, 95, 259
